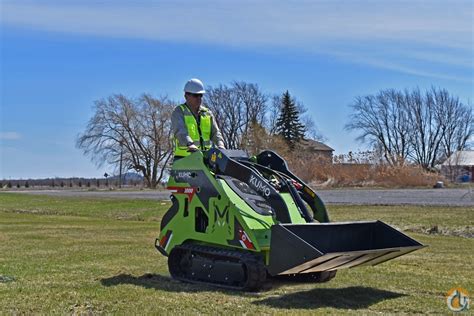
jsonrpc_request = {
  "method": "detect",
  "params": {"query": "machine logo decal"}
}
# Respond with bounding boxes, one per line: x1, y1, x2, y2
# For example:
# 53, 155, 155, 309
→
167, 186, 197, 202
170, 170, 197, 182
214, 204, 229, 227
177, 171, 192, 179
238, 228, 255, 250
249, 174, 271, 197
227, 218, 255, 250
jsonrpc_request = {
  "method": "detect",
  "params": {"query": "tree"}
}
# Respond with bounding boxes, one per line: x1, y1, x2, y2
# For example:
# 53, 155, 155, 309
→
407, 88, 474, 169
205, 81, 267, 149
275, 91, 305, 147
241, 120, 288, 156
345, 89, 412, 166
432, 88, 473, 161
265, 95, 282, 136
77, 94, 174, 188
405, 88, 444, 169
346, 87, 473, 169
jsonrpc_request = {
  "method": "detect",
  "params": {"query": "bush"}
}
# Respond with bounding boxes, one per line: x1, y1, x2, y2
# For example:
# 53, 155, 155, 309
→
283, 149, 440, 188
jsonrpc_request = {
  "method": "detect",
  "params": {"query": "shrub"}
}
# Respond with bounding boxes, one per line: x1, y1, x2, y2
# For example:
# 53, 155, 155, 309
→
284, 149, 440, 188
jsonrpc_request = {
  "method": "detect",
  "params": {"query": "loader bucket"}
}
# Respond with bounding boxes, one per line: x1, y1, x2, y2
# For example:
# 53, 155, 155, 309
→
268, 221, 424, 276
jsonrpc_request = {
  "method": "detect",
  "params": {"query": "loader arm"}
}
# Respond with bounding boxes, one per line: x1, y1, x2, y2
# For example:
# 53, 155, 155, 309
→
207, 148, 293, 223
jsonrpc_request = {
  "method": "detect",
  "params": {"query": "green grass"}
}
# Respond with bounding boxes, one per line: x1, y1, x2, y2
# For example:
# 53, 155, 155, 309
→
1, 193, 472, 314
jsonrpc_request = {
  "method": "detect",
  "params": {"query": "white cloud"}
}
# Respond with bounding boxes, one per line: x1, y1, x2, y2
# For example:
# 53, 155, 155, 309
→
0, 132, 22, 140
1, 1, 472, 79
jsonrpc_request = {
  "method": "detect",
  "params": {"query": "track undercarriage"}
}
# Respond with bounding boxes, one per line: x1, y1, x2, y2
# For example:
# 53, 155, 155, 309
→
168, 244, 267, 291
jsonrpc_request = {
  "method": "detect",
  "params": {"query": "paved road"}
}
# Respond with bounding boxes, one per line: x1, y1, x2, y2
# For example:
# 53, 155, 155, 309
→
316, 188, 474, 207
4, 188, 474, 206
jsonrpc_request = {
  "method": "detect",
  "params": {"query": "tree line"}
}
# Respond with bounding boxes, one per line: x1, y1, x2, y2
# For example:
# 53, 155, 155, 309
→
345, 87, 473, 170
76, 83, 473, 188
0, 177, 144, 189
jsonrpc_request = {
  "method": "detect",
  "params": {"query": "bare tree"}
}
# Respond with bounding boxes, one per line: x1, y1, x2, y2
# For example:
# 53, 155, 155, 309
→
345, 89, 411, 166
205, 84, 240, 148
297, 100, 325, 141
432, 88, 474, 160
76, 94, 174, 188
266, 95, 282, 135
204, 81, 267, 149
346, 87, 473, 170
406, 88, 444, 169
406, 88, 473, 169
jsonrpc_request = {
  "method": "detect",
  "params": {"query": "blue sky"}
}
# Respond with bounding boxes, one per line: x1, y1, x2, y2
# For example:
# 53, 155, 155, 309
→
1, 0, 473, 179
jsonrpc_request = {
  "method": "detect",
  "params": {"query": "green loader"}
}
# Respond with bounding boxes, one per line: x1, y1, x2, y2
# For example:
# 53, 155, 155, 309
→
156, 148, 424, 290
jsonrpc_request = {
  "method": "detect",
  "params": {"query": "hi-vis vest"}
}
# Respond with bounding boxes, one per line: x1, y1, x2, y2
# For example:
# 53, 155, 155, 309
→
174, 104, 212, 157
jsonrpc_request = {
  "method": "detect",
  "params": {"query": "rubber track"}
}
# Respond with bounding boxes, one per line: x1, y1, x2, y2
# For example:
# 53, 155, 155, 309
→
168, 244, 267, 291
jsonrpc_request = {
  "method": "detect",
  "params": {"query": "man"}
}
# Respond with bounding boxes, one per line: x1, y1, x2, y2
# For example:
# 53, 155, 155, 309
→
171, 78, 225, 159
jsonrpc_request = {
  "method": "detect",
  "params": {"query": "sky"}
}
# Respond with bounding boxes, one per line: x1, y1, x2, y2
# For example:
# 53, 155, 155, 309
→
1, 0, 473, 179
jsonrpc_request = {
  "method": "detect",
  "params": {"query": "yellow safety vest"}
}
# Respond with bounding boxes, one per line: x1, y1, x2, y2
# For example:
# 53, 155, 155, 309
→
174, 104, 212, 157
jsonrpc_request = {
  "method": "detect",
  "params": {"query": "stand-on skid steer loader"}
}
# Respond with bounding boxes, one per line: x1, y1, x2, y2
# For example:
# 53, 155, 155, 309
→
156, 148, 424, 290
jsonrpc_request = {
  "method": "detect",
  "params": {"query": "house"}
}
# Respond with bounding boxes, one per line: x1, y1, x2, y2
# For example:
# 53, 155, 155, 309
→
299, 139, 334, 161
441, 150, 474, 182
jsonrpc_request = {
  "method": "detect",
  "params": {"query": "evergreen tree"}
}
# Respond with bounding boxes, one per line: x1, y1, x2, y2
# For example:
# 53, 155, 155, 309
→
275, 91, 305, 147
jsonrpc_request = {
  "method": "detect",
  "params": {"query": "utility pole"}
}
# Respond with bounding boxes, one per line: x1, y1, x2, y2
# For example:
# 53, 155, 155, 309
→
119, 142, 123, 189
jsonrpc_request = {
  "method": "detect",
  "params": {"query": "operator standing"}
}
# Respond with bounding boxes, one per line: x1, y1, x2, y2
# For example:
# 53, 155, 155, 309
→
171, 78, 225, 159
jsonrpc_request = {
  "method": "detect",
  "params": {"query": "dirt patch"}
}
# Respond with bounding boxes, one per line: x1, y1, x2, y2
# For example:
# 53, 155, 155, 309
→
0, 275, 16, 283
404, 225, 474, 238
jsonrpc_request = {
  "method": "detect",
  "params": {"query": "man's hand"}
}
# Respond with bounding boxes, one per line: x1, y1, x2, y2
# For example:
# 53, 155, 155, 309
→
187, 144, 199, 152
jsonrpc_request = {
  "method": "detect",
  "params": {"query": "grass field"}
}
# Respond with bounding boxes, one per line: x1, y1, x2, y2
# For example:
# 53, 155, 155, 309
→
0, 192, 472, 314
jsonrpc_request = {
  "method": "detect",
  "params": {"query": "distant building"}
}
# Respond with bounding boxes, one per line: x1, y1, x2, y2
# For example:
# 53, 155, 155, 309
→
299, 139, 334, 161
441, 150, 474, 182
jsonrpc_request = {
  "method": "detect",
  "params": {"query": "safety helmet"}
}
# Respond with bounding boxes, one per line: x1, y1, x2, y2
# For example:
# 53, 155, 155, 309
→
184, 78, 205, 94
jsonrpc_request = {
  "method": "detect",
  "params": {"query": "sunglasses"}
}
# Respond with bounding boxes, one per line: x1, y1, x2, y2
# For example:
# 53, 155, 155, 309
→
187, 93, 203, 98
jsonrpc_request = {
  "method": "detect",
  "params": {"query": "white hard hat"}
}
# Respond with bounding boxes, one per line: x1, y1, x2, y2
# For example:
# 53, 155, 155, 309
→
184, 78, 205, 94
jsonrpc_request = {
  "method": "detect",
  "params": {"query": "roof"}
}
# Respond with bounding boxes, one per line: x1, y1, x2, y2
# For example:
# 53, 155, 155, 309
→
442, 151, 474, 166
300, 139, 334, 152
